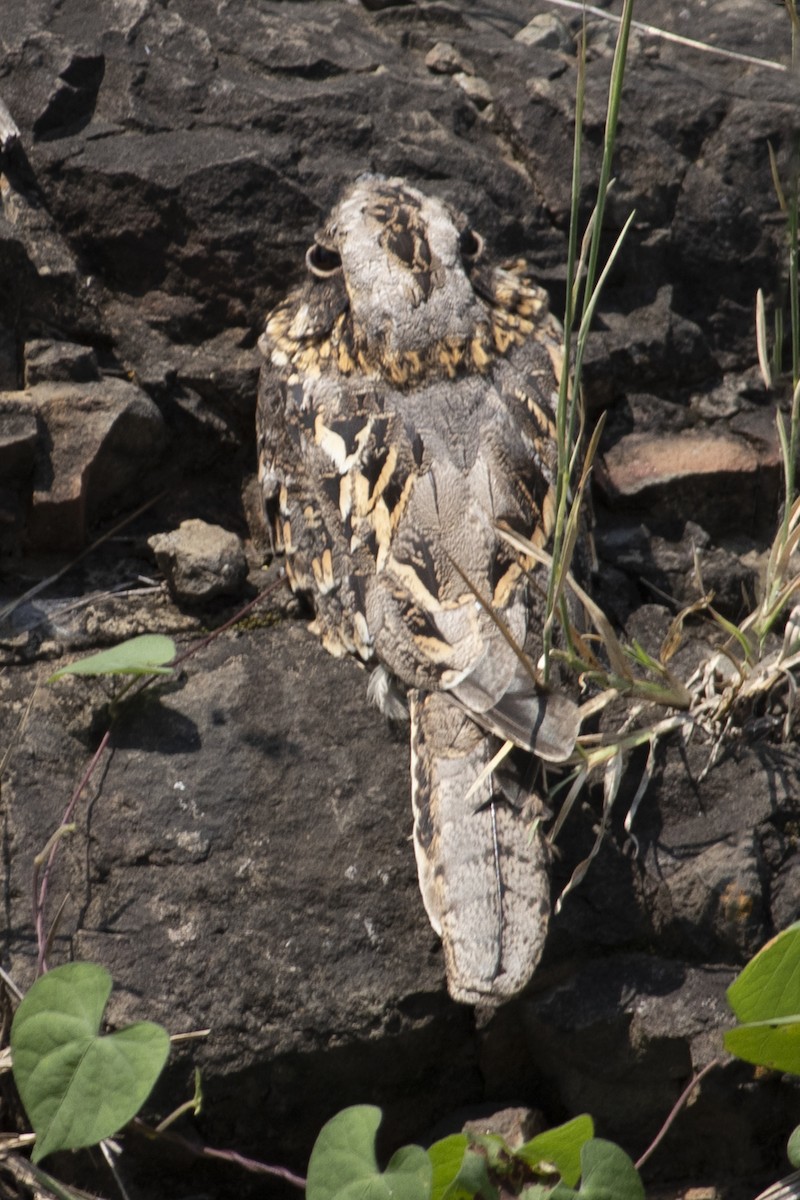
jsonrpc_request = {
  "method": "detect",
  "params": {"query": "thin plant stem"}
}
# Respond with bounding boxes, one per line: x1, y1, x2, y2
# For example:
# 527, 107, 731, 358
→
170, 573, 287, 669
0, 492, 165, 630
543, 21, 586, 680
195, 1145, 306, 1188
155, 1067, 203, 1132
129, 1119, 306, 1189
109, 571, 288, 711
0, 966, 24, 1002
635, 1058, 720, 1170
784, 383, 800, 538
33, 728, 111, 975
582, 0, 634, 328
787, 0, 800, 66
99, 1140, 132, 1200
573, 210, 636, 386
544, 0, 635, 678
1, 1154, 97, 1200
154, 1098, 199, 1134
542, 0, 789, 72
788, 171, 800, 395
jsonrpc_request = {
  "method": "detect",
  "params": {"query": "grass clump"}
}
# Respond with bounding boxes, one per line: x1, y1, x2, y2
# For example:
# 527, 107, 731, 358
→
506, 0, 800, 899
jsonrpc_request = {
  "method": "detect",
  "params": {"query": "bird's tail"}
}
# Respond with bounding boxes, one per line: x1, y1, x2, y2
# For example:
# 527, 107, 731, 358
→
410, 689, 550, 1005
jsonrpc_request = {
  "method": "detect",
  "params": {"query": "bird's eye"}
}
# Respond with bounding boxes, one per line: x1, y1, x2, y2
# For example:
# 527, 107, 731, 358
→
306, 242, 342, 277
459, 227, 484, 261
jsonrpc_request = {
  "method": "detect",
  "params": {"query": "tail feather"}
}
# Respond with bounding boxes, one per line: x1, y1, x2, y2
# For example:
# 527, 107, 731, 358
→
410, 689, 550, 1005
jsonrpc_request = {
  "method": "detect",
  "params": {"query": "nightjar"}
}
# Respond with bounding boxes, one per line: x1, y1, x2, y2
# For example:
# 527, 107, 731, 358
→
256, 176, 579, 1005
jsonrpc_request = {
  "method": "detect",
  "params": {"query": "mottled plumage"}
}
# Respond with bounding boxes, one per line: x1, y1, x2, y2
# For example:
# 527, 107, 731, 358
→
257, 176, 578, 1004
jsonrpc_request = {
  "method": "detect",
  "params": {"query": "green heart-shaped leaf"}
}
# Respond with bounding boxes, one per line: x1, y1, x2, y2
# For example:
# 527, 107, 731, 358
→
576, 1139, 645, 1199
546, 1139, 645, 1200
725, 921, 800, 1074
307, 1105, 432, 1200
428, 1133, 497, 1200
517, 1114, 594, 1188
789, 1123, 800, 1169
48, 634, 176, 682
11, 962, 170, 1162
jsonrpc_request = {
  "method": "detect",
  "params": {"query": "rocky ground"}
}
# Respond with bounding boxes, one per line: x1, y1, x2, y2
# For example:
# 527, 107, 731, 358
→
1, 1, 799, 1198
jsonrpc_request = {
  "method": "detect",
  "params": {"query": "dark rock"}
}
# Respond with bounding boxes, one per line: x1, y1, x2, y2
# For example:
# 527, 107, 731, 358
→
0, 403, 38, 481
479, 953, 800, 1186
583, 287, 718, 407
24, 338, 100, 385
1, 621, 471, 1178
0, 489, 27, 554
360, 0, 414, 11
3, 600, 800, 1198
14, 378, 166, 550
0, 327, 19, 389
148, 519, 248, 604
33, 48, 105, 141
645, 833, 768, 963
594, 517, 762, 620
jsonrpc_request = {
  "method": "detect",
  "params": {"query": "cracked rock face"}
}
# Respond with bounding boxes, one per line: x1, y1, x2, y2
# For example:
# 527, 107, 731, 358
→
1, 3, 799, 1199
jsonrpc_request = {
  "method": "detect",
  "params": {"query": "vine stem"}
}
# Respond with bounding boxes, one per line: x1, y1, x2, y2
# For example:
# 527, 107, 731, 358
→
170, 569, 287, 670
635, 1058, 720, 1170
129, 1120, 306, 1190
33, 728, 112, 975
199, 1146, 306, 1189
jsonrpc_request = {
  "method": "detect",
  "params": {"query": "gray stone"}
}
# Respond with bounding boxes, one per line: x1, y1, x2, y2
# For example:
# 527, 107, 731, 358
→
514, 14, 573, 53
595, 520, 760, 621
425, 41, 471, 75
148, 519, 248, 604
452, 72, 492, 109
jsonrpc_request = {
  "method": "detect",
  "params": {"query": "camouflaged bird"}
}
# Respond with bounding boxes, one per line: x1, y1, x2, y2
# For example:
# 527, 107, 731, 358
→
256, 176, 579, 1005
